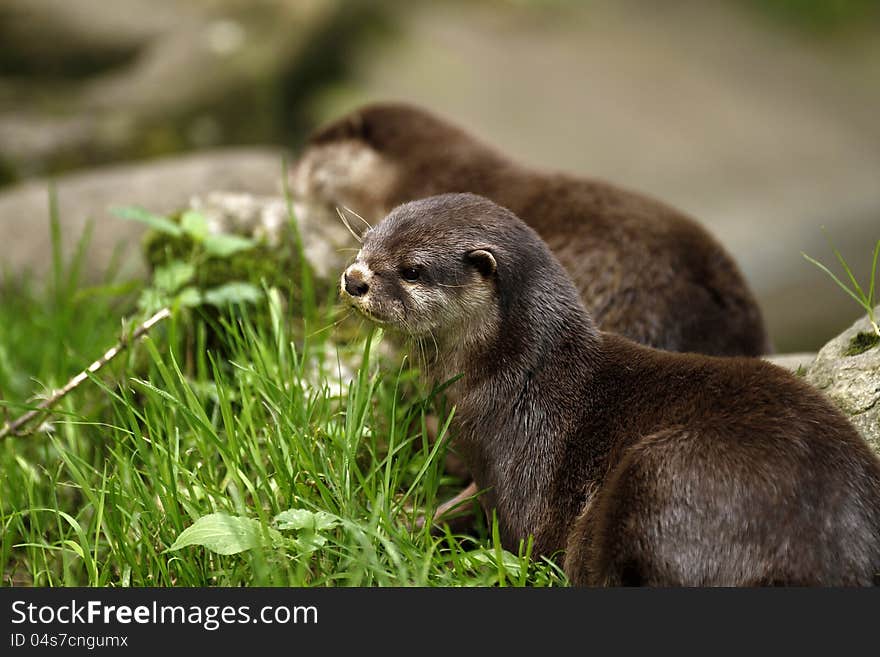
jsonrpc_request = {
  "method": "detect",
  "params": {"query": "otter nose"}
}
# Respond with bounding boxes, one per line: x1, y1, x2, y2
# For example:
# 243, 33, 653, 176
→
344, 270, 369, 297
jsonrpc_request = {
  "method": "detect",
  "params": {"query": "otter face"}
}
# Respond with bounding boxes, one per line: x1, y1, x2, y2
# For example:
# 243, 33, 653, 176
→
339, 234, 499, 343
289, 140, 399, 231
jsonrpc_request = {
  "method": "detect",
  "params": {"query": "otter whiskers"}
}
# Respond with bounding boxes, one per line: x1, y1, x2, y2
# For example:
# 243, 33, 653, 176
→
335, 207, 364, 243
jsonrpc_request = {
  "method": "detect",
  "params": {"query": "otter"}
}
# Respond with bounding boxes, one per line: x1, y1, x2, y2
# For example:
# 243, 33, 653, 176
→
295, 101, 771, 357
340, 193, 880, 586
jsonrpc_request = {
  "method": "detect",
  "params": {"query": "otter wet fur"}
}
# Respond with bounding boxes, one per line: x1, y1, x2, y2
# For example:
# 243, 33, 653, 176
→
340, 193, 880, 586
297, 101, 770, 357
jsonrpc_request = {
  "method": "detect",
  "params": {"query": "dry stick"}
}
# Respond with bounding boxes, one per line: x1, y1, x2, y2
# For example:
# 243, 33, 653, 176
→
0, 307, 171, 441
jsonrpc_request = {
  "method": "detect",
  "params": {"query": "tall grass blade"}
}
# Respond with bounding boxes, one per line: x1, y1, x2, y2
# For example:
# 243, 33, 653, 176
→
802, 253, 871, 313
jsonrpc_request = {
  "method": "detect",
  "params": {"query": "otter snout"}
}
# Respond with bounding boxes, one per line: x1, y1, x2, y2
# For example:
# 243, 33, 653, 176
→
341, 262, 374, 301
344, 269, 369, 297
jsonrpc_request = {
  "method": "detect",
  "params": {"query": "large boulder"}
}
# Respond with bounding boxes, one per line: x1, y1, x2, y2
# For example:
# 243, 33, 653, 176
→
0, 149, 289, 283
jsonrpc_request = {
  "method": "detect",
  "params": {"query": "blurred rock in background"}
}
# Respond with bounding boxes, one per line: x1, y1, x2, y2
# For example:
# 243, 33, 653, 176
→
0, 0, 390, 179
0, 149, 288, 281
1, 0, 878, 352
0, 0, 390, 284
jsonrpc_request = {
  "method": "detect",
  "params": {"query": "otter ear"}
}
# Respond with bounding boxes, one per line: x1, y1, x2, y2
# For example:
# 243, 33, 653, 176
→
466, 249, 497, 277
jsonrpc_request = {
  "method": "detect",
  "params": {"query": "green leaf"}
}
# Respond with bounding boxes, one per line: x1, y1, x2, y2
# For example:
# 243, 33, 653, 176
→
462, 549, 524, 577
203, 233, 256, 257
136, 288, 167, 314
174, 286, 202, 308
166, 513, 282, 555
111, 206, 182, 237
202, 282, 262, 307
274, 509, 341, 532
296, 534, 328, 552
180, 211, 210, 241
153, 261, 196, 294
274, 509, 339, 555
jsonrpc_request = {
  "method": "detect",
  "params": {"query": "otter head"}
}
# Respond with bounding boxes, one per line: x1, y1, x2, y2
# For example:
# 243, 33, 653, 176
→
340, 192, 584, 372
289, 137, 398, 232
291, 103, 498, 236
339, 194, 507, 345
290, 103, 432, 230
342, 192, 595, 393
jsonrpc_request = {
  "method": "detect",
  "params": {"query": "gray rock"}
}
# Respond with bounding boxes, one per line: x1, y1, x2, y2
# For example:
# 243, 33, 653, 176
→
805, 307, 880, 453
0, 149, 289, 283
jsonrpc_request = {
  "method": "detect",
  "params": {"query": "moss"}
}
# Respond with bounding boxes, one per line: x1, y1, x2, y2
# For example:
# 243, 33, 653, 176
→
143, 211, 311, 292
141, 212, 339, 364
844, 331, 880, 356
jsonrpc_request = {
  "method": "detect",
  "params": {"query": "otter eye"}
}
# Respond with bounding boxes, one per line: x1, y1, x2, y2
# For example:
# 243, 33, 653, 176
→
400, 266, 421, 282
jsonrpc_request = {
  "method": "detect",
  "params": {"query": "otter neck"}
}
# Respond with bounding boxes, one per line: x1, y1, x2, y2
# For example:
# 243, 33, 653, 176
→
432, 279, 602, 547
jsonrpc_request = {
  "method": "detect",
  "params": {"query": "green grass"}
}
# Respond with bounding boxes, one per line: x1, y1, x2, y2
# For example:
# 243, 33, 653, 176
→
0, 199, 564, 588
803, 234, 880, 355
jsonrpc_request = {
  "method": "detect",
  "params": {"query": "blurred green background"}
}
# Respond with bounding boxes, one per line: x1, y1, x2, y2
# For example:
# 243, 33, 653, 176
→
1, 0, 879, 352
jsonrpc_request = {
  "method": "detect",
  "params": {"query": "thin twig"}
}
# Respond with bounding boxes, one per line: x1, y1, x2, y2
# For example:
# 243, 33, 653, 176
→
0, 307, 171, 440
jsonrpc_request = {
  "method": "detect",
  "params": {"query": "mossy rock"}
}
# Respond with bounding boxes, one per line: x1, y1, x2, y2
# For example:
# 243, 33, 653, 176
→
806, 306, 880, 455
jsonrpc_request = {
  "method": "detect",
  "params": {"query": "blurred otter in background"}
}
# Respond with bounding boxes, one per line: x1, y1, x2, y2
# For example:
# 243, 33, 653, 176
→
291, 101, 771, 357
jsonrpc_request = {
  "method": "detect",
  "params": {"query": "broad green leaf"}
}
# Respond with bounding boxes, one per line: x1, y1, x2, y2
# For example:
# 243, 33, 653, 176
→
203, 233, 256, 257
274, 509, 341, 532
153, 261, 196, 294
202, 282, 262, 307
463, 550, 524, 576
136, 288, 167, 314
296, 534, 328, 552
274, 509, 339, 555
166, 513, 282, 555
111, 206, 182, 237
180, 211, 210, 241
174, 286, 202, 308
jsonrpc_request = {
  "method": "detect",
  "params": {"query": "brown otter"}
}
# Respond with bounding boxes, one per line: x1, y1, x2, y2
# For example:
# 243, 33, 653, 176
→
341, 193, 880, 586
295, 101, 771, 357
